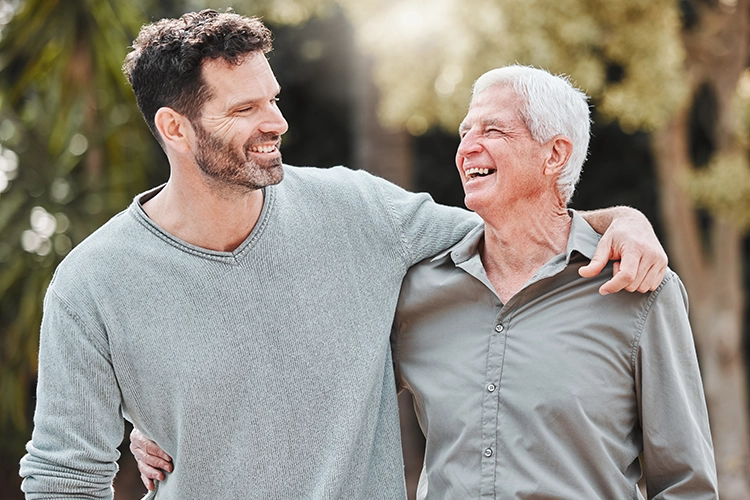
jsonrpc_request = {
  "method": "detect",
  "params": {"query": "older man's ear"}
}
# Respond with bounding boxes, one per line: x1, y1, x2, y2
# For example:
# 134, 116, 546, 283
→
543, 135, 574, 177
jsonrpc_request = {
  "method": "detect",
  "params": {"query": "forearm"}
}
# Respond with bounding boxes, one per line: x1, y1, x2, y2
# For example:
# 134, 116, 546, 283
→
20, 290, 122, 498
20, 450, 118, 499
578, 205, 648, 235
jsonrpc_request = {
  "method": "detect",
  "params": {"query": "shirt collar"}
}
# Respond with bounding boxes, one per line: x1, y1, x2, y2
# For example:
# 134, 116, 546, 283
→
430, 223, 485, 264
430, 209, 601, 266
564, 210, 601, 263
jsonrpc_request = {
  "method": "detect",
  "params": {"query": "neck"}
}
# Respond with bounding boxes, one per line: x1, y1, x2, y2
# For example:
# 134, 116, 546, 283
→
479, 198, 571, 303
142, 173, 265, 252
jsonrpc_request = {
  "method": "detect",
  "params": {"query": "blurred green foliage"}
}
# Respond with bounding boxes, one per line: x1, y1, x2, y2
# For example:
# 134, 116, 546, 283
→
0, 0, 162, 437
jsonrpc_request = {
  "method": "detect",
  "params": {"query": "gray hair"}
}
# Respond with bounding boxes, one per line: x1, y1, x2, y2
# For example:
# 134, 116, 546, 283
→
472, 65, 591, 204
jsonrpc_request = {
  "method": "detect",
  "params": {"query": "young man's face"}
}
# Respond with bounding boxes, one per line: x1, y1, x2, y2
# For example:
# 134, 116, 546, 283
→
189, 52, 289, 191
455, 85, 549, 217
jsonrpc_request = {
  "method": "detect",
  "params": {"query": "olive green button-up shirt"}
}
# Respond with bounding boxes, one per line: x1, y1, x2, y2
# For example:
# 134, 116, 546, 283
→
392, 211, 718, 499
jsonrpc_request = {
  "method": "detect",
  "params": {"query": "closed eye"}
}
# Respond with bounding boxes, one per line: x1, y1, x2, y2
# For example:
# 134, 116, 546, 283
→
235, 105, 255, 114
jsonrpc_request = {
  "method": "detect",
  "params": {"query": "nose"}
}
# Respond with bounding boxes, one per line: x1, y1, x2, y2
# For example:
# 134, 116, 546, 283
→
260, 102, 289, 136
456, 130, 481, 158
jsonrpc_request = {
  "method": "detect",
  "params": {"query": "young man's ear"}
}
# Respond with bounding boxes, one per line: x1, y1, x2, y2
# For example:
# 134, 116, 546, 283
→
544, 135, 574, 176
154, 107, 193, 154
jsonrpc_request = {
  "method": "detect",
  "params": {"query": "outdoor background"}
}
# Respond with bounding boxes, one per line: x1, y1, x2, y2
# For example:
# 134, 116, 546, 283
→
1, 0, 749, 498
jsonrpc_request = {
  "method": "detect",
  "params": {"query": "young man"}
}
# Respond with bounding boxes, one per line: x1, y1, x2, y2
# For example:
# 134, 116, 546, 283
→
22, 11, 667, 499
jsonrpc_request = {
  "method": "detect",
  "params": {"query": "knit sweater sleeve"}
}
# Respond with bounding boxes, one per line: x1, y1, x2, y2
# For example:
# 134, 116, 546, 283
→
19, 284, 123, 499
367, 172, 480, 267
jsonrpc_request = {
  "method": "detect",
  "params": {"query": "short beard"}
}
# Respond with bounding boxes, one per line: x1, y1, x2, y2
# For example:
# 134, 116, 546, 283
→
192, 121, 284, 192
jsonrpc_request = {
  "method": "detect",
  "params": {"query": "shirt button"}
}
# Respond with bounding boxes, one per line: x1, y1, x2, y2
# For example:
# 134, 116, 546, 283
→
487, 384, 496, 392
494, 324, 504, 333
484, 448, 493, 457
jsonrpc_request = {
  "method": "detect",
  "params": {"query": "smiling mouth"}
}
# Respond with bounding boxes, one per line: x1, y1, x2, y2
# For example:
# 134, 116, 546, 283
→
248, 144, 279, 154
465, 167, 495, 179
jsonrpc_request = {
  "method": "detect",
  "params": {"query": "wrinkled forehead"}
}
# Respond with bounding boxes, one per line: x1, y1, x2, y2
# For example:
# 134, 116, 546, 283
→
200, 52, 280, 101
459, 85, 524, 132
201, 52, 276, 84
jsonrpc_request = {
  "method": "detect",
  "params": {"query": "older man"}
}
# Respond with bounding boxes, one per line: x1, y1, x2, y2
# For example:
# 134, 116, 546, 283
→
393, 66, 718, 498
25, 9, 667, 499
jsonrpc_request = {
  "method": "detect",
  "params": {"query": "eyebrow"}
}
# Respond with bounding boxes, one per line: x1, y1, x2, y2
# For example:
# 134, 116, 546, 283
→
230, 86, 282, 111
458, 117, 506, 135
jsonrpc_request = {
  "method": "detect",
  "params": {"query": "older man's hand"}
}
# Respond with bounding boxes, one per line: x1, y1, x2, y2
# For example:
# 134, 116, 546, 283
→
579, 207, 667, 295
130, 427, 173, 491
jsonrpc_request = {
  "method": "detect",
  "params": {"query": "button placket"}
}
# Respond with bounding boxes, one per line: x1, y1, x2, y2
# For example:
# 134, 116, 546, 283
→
479, 313, 505, 495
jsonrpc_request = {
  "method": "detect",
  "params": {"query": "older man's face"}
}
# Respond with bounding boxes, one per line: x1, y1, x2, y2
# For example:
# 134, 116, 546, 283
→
455, 85, 549, 217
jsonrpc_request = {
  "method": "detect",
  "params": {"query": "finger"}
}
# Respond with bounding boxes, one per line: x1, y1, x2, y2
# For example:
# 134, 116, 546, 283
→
599, 257, 638, 295
144, 440, 173, 466
132, 431, 172, 462
579, 241, 610, 278
624, 257, 651, 293
137, 461, 166, 482
131, 427, 173, 464
140, 474, 155, 491
603, 241, 643, 294
131, 445, 173, 472
637, 262, 667, 293
130, 427, 143, 444
144, 440, 171, 460
631, 247, 667, 293
633, 262, 655, 293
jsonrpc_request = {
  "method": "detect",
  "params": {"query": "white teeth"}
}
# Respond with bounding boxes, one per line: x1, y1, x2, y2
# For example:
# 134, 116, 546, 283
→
465, 167, 491, 177
250, 145, 276, 154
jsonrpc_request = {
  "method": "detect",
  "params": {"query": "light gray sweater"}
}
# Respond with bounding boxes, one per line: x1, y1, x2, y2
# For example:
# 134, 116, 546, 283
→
19, 165, 479, 499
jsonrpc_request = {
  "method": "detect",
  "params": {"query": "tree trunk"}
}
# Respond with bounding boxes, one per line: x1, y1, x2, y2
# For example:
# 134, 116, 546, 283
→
350, 43, 423, 500
650, 71, 750, 500
650, 1, 750, 496
351, 52, 413, 188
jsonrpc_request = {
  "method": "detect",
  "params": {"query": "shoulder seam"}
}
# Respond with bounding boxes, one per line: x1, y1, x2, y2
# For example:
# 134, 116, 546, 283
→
46, 286, 110, 353
629, 271, 676, 370
371, 173, 412, 269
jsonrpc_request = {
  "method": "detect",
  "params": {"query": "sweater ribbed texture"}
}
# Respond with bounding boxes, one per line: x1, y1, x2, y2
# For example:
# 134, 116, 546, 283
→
20, 165, 479, 499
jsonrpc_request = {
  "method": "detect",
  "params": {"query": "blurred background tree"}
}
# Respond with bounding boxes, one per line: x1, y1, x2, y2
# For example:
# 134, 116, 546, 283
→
0, 0, 160, 428
0, 0, 161, 492
1, 0, 748, 498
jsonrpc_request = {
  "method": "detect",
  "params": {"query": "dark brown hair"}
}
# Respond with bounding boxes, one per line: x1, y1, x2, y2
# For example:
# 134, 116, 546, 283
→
122, 9, 273, 145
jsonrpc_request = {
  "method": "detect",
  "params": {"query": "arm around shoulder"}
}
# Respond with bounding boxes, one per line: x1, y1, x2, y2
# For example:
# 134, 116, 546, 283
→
369, 174, 480, 267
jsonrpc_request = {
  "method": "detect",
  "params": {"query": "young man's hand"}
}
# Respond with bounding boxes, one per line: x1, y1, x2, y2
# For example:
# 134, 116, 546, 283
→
579, 207, 668, 295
